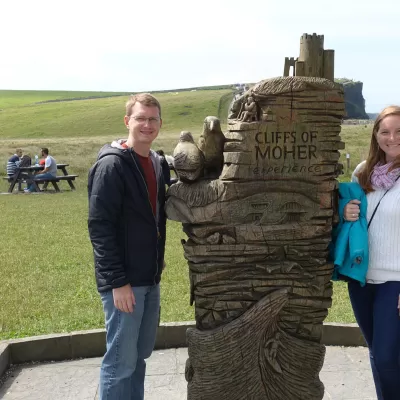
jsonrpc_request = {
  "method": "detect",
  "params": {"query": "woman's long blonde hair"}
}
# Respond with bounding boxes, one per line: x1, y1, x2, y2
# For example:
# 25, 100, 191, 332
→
356, 105, 400, 193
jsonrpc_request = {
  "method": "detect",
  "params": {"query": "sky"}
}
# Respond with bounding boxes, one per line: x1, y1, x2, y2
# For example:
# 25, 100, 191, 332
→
1, 0, 399, 112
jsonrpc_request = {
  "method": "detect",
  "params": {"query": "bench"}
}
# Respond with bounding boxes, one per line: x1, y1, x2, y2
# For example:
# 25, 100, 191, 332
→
3, 176, 27, 182
5, 164, 78, 193
36, 175, 79, 191
4, 175, 78, 192
3, 176, 26, 191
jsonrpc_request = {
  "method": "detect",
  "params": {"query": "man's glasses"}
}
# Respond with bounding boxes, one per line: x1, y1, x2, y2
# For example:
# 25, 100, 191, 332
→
130, 115, 161, 124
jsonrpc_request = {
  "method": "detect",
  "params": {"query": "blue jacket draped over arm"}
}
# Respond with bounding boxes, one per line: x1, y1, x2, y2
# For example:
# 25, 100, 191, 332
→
331, 182, 368, 286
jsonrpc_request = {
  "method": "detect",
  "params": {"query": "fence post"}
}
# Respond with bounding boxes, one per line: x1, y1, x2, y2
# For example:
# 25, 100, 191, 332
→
346, 153, 350, 172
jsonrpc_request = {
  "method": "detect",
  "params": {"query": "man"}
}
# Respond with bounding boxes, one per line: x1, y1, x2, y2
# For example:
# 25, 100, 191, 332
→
88, 93, 167, 400
6, 148, 23, 176
37, 148, 57, 178
25, 148, 57, 192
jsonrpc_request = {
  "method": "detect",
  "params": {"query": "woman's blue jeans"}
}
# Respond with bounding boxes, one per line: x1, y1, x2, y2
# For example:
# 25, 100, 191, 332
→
348, 281, 400, 400
99, 284, 160, 400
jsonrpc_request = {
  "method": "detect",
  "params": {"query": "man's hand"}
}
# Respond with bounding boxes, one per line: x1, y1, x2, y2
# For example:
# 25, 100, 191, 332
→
112, 284, 135, 313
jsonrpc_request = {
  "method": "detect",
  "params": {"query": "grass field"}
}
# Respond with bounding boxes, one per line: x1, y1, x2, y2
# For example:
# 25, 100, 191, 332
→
0, 90, 131, 109
0, 89, 232, 141
0, 88, 373, 340
0, 192, 191, 339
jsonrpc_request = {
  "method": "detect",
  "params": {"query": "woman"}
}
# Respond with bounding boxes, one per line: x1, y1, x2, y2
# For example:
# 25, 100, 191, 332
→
344, 105, 400, 400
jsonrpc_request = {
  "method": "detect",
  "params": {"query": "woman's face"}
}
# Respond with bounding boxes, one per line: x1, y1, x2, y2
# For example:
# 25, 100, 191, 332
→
376, 115, 400, 163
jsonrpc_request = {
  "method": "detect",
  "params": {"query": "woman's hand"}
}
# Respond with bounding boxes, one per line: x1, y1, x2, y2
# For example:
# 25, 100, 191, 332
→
344, 199, 361, 221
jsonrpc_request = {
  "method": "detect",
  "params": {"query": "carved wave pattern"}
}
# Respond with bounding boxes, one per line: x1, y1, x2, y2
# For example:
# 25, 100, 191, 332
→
186, 289, 325, 400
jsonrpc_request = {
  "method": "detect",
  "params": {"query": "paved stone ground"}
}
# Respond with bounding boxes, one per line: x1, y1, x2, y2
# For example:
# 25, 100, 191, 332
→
0, 346, 376, 399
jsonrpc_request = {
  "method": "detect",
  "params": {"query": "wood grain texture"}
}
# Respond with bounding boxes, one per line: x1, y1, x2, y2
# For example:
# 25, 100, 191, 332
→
166, 76, 345, 399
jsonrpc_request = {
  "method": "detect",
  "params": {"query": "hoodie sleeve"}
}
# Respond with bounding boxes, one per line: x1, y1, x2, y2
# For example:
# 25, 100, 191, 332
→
88, 155, 129, 289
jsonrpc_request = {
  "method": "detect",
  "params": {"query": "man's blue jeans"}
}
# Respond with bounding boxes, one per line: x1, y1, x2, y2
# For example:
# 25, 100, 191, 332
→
348, 281, 400, 400
99, 284, 160, 400
27, 173, 56, 192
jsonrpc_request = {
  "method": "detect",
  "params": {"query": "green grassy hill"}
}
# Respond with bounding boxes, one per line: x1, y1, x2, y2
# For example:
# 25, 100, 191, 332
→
0, 90, 130, 109
0, 86, 371, 185
0, 88, 235, 181
0, 88, 234, 140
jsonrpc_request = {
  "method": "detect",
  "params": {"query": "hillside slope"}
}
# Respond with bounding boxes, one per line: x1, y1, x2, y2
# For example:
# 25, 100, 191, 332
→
0, 89, 233, 140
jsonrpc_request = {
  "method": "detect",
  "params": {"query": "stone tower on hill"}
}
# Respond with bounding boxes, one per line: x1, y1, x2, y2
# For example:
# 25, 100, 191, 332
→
283, 34, 369, 119
284, 33, 334, 81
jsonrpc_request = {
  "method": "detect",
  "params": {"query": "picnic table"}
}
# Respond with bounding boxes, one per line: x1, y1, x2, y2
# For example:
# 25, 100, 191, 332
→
5, 164, 78, 193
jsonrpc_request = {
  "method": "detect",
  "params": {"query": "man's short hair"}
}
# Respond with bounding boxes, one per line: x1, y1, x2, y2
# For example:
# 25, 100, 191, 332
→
41, 147, 49, 155
125, 93, 161, 118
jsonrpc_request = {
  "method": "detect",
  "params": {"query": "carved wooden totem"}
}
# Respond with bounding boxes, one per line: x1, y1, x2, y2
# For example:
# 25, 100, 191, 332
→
166, 36, 345, 400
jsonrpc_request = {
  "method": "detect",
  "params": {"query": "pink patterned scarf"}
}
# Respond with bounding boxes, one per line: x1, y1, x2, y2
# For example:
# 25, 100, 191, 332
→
371, 162, 400, 190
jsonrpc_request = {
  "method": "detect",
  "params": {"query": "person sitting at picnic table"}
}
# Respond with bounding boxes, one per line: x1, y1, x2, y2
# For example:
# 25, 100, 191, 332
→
6, 148, 23, 177
25, 148, 57, 192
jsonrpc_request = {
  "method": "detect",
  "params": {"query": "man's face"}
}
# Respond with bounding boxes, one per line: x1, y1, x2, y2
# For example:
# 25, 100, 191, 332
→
16, 150, 23, 157
124, 103, 162, 146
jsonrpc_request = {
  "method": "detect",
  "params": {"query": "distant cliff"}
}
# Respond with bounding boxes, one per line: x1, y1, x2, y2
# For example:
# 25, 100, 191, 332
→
336, 78, 369, 119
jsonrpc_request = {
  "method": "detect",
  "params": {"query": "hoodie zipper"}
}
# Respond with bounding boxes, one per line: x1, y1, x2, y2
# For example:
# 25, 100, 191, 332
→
129, 151, 159, 285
